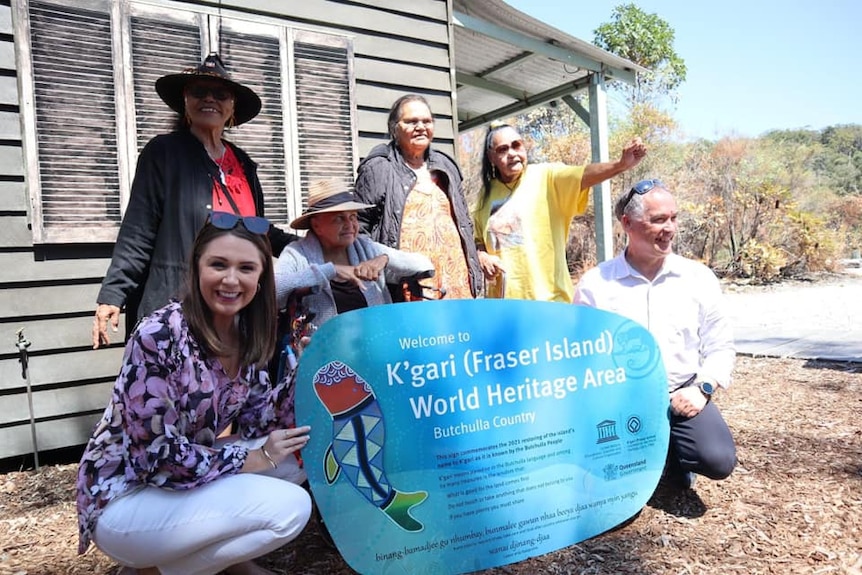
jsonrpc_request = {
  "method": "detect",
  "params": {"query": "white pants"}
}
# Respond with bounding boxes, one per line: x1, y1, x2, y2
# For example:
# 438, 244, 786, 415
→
93, 441, 311, 575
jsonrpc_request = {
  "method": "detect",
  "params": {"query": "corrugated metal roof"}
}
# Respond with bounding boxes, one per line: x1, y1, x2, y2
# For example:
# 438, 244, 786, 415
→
452, 0, 646, 131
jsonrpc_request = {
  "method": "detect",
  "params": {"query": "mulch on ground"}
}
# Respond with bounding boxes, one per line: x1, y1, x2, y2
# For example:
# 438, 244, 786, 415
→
1, 355, 860, 575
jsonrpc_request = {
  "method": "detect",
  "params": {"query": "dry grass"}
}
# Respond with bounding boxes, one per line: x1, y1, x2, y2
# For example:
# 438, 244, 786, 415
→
2, 355, 861, 575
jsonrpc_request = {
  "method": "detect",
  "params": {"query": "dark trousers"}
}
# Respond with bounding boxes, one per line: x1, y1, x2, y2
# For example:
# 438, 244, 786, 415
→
669, 400, 737, 480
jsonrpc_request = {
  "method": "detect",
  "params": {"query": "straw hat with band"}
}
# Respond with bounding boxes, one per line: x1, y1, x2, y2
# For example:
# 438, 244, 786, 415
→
155, 52, 262, 126
291, 179, 373, 230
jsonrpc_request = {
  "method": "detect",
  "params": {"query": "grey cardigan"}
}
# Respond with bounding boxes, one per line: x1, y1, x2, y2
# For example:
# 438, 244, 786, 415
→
274, 233, 433, 329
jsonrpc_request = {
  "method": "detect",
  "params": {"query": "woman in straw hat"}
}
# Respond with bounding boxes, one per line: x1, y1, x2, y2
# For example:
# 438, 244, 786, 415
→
275, 179, 434, 334
92, 53, 296, 349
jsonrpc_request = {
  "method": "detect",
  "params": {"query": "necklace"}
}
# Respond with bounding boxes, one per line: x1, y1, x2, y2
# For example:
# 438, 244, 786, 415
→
217, 329, 240, 379
215, 156, 227, 186
219, 353, 240, 379
208, 145, 227, 185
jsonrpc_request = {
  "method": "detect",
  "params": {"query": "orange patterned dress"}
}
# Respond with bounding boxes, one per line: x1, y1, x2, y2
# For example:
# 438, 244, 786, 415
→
399, 165, 472, 299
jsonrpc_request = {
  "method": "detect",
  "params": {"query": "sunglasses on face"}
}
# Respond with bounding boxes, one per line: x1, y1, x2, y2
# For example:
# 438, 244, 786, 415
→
621, 179, 665, 211
493, 140, 524, 155
187, 85, 233, 101
209, 211, 270, 234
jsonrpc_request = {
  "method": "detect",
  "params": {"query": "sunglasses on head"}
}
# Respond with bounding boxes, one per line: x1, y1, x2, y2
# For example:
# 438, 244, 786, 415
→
621, 179, 665, 211
187, 85, 233, 101
209, 211, 270, 235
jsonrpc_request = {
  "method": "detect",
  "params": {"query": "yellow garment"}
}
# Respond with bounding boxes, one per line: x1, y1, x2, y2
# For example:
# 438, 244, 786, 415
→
400, 165, 472, 299
473, 163, 588, 302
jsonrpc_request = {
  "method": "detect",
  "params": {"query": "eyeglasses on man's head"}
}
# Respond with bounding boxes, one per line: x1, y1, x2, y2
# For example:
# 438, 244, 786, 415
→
621, 179, 665, 211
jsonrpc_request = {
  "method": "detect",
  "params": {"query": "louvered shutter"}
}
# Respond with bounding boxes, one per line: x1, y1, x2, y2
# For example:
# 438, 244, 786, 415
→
218, 22, 291, 226
25, 0, 121, 242
293, 30, 356, 208
127, 8, 203, 154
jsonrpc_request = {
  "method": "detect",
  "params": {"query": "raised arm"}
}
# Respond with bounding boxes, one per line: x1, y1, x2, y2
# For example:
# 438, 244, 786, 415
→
581, 137, 647, 190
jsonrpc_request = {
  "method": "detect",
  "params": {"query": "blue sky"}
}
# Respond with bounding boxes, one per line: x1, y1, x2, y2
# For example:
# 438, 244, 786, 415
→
502, 0, 861, 140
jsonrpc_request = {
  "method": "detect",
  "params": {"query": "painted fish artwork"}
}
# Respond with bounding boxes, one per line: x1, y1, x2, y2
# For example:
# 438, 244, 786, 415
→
313, 360, 428, 532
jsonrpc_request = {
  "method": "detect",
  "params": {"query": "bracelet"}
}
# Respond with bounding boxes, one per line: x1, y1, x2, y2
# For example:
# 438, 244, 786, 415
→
259, 445, 278, 470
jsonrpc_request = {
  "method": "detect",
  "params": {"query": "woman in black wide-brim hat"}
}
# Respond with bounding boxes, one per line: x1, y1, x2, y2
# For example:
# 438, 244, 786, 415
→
92, 53, 297, 349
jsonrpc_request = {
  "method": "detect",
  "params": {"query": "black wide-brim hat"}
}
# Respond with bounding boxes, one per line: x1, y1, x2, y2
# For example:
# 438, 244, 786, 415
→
155, 53, 262, 126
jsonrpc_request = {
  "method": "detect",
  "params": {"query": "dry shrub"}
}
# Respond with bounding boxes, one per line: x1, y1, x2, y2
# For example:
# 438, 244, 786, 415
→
735, 239, 786, 282
828, 195, 862, 257
778, 210, 842, 275
566, 214, 598, 282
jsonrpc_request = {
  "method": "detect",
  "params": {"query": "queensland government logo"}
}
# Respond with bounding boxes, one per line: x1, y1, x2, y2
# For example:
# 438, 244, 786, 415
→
603, 458, 648, 481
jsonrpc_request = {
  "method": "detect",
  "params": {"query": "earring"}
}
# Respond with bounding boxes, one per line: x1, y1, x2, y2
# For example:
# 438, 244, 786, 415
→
184, 111, 192, 127
226, 113, 236, 129
491, 165, 498, 180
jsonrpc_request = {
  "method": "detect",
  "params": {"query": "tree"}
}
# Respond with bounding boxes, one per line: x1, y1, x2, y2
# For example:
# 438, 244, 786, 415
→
514, 105, 590, 164
593, 3, 687, 108
820, 125, 862, 195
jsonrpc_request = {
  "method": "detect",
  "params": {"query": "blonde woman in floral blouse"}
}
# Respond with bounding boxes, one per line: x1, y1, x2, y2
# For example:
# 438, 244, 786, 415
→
77, 214, 311, 575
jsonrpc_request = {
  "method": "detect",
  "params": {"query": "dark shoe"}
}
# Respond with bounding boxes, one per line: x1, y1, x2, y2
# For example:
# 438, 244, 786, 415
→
679, 471, 697, 490
661, 455, 697, 491
661, 467, 696, 490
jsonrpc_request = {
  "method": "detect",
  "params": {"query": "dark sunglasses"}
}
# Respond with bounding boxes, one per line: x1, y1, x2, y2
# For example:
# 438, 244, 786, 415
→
493, 140, 524, 155
621, 179, 665, 211
187, 85, 233, 101
209, 211, 270, 235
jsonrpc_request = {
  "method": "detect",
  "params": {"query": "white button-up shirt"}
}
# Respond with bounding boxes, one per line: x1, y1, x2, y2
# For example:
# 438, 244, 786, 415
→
574, 252, 736, 391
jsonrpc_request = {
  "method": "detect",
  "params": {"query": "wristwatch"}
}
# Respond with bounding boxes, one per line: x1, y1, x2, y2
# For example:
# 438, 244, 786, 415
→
698, 381, 715, 400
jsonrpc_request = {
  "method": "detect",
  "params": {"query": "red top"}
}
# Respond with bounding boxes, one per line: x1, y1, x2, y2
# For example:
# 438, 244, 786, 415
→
211, 145, 256, 216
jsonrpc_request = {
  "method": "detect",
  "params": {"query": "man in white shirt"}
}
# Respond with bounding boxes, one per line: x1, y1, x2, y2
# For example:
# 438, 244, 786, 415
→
574, 179, 737, 490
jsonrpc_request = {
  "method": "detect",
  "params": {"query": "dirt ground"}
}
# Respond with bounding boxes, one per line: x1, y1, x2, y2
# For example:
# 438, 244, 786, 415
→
1, 354, 860, 575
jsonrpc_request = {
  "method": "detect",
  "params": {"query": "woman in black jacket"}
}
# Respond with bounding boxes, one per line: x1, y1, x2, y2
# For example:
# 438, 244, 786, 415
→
93, 53, 296, 348
354, 94, 482, 300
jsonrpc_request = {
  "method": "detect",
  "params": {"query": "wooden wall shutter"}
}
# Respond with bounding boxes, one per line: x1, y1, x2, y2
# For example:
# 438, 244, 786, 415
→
127, 8, 204, 155
218, 22, 291, 225
292, 30, 356, 207
25, 0, 121, 242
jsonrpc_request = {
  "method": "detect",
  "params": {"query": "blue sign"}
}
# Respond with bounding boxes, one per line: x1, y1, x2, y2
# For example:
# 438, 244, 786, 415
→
295, 299, 669, 575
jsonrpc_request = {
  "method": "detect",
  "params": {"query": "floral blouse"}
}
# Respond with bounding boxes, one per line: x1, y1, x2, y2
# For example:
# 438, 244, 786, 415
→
76, 302, 294, 553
